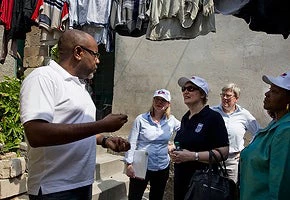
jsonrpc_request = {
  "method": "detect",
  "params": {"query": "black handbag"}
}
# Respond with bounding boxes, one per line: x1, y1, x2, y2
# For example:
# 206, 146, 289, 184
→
184, 149, 238, 200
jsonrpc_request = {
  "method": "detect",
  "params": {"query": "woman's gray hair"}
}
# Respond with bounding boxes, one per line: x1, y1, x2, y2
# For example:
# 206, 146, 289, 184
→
222, 83, 241, 98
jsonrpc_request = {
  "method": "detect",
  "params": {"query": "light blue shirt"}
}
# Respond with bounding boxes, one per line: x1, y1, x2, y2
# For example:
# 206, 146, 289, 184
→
124, 112, 180, 171
211, 104, 260, 153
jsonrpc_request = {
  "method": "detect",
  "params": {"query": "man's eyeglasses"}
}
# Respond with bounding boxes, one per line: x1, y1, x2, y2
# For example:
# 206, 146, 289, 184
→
220, 93, 235, 99
181, 86, 199, 92
79, 46, 100, 59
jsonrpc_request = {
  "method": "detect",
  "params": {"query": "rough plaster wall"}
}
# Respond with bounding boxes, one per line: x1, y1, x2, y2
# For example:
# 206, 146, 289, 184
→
0, 26, 15, 81
113, 15, 290, 136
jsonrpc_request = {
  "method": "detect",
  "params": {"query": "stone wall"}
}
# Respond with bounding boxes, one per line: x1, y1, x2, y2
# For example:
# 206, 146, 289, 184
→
0, 151, 27, 199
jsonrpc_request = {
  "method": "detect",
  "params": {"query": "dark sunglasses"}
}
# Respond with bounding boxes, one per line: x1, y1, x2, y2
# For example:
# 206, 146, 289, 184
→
181, 86, 199, 92
79, 46, 100, 59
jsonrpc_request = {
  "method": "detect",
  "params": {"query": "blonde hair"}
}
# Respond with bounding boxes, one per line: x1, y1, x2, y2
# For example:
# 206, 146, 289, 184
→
149, 105, 171, 119
222, 83, 241, 98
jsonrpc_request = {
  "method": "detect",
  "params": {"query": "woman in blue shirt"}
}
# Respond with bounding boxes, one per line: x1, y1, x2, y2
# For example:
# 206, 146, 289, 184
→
124, 89, 180, 200
240, 71, 290, 200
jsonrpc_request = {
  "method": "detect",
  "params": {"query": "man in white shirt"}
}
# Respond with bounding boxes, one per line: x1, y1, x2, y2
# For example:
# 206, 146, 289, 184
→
20, 29, 130, 200
211, 83, 260, 183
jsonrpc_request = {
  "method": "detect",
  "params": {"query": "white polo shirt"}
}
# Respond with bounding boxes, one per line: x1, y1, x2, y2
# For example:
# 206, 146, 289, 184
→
20, 60, 96, 195
211, 104, 260, 153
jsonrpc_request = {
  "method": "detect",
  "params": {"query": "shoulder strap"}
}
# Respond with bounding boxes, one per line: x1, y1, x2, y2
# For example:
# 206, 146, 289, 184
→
210, 149, 229, 177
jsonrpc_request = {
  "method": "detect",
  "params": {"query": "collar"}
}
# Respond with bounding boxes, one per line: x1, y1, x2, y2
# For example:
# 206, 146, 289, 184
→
185, 105, 210, 119
217, 104, 241, 115
259, 112, 290, 133
49, 60, 84, 85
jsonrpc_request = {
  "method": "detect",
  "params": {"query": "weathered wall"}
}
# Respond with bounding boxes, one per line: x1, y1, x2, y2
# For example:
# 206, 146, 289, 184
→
113, 14, 290, 136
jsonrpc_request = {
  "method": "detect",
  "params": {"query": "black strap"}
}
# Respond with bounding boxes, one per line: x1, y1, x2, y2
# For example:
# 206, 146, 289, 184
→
209, 149, 229, 177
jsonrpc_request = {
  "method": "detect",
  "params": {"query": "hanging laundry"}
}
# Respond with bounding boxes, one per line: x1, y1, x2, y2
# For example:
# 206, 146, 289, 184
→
0, 0, 37, 64
68, 0, 114, 52
146, 0, 216, 41
233, 0, 290, 39
110, 0, 150, 37
31, 0, 69, 45
213, 0, 250, 15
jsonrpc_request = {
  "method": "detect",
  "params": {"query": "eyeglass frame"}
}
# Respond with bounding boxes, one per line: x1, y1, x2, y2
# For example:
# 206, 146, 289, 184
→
181, 85, 200, 92
79, 45, 100, 59
220, 93, 236, 99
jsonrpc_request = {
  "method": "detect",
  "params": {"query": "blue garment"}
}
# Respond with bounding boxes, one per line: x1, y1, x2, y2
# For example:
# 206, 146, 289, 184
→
240, 112, 290, 200
124, 112, 180, 171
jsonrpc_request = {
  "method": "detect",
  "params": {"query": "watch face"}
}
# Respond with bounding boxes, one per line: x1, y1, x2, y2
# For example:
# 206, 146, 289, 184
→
195, 152, 199, 161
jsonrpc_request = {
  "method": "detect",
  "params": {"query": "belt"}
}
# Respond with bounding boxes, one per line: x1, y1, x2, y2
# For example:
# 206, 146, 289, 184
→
228, 152, 240, 158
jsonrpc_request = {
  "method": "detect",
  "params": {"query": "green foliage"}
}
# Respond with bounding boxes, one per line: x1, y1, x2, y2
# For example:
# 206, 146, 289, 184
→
0, 76, 24, 154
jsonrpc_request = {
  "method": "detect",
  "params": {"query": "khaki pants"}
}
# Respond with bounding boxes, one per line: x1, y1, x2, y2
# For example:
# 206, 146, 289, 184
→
225, 152, 240, 183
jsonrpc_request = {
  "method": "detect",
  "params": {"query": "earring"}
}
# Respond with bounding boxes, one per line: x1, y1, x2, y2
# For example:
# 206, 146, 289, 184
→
287, 104, 289, 112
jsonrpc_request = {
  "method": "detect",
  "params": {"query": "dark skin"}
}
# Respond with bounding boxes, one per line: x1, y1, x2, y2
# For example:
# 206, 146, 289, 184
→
23, 29, 130, 152
263, 84, 290, 120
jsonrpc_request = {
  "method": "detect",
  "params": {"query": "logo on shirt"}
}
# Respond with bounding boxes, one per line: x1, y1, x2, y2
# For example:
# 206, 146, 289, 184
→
195, 123, 204, 133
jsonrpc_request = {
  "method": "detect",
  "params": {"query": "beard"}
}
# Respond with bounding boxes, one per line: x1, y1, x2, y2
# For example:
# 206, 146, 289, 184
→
87, 73, 94, 80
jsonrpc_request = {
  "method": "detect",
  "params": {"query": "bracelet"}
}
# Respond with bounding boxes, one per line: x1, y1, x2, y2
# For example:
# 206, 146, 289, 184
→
101, 136, 109, 148
195, 152, 199, 161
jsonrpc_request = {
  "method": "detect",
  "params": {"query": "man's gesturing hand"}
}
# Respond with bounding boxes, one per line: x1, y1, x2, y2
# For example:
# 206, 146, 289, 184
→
101, 113, 128, 132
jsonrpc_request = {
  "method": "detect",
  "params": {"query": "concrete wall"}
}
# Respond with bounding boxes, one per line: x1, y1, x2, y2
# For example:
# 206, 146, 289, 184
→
113, 14, 290, 136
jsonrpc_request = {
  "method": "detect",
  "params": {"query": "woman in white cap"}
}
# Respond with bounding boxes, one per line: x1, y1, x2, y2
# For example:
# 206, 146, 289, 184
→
169, 75, 229, 200
124, 89, 180, 200
240, 71, 290, 200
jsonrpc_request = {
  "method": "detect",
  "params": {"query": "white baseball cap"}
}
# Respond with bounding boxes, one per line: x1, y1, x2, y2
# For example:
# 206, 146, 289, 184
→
153, 89, 171, 102
178, 76, 209, 95
262, 71, 290, 90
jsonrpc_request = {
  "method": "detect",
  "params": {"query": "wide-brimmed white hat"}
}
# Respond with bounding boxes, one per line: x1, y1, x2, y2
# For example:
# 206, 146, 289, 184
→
262, 71, 290, 90
153, 89, 171, 102
178, 76, 209, 95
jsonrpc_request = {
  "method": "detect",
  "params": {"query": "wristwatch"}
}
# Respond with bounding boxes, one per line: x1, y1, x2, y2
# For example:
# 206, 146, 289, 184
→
101, 136, 109, 148
195, 152, 199, 161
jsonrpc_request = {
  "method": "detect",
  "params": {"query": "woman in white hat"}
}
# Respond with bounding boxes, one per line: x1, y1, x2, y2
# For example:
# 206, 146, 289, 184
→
240, 71, 290, 200
170, 75, 229, 200
124, 89, 180, 200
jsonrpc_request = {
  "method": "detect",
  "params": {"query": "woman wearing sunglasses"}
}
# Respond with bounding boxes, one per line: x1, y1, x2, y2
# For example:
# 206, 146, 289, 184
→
169, 75, 229, 200
124, 89, 180, 200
